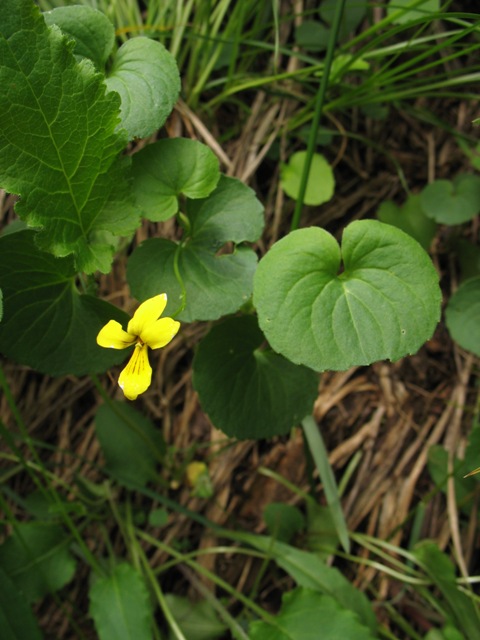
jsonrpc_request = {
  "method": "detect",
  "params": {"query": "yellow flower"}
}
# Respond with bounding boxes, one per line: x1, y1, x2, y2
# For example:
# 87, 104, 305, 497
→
97, 294, 180, 401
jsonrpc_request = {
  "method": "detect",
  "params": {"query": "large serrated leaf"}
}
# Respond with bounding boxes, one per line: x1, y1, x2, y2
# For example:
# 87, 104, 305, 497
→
127, 176, 264, 322
249, 588, 376, 640
192, 315, 318, 439
89, 563, 153, 640
132, 138, 220, 221
0, 230, 129, 376
106, 37, 180, 140
0, 523, 76, 603
0, 0, 138, 274
254, 220, 441, 371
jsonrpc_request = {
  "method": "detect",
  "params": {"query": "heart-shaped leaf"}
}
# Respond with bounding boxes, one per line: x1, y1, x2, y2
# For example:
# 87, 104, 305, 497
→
43, 5, 115, 69
0, 230, 129, 376
127, 176, 264, 322
89, 563, 153, 640
377, 194, 437, 250
192, 315, 318, 439
420, 174, 480, 225
281, 151, 335, 206
445, 276, 480, 356
131, 138, 220, 221
106, 37, 180, 140
253, 220, 441, 371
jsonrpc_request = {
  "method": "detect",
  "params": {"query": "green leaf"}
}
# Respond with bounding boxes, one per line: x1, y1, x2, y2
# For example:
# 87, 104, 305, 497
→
421, 174, 480, 225
387, 0, 440, 24
95, 401, 165, 488
377, 194, 437, 250
238, 534, 378, 635
0, 230, 129, 376
295, 21, 330, 51
192, 315, 318, 439
164, 594, 227, 640
0, 523, 76, 603
445, 276, 480, 356
281, 152, 335, 206
0, 567, 43, 640
414, 541, 480, 640
43, 5, 115, 69
264, 504, 305, 544
131, 138, 220, 221
253, 221, 441, 371
89, 563, 153, 640
427, 445, 474, 512
127, 176, 264, 322
319, 0, 368, 38
0, 0, 137, 273
105, 37, 180, 140
250, 588, 376, 640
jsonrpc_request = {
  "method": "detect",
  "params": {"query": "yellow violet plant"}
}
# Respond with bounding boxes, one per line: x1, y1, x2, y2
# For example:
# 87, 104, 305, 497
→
97, 294, 180, 401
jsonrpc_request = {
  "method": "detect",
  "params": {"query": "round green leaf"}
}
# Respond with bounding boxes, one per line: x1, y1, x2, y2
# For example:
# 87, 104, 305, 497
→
420, 175, 480, 225
377, 194, 437, 250
281, 151, 334, 206
192, 315, 318, 439
253, 220, 441, 371
106, 37, 180, 140
131, 138, 220, 221
445, 276, 480, 356
43, 5, 115, 69
387, 0, 439, 25
0, 230, 129, 376
127, 176, 264, 322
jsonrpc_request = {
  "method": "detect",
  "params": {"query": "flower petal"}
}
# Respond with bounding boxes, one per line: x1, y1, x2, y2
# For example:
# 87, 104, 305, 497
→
140, 317, 180, 349
118, 343, 152, 401
97, 320, 136, 349
128, 294, 168, 336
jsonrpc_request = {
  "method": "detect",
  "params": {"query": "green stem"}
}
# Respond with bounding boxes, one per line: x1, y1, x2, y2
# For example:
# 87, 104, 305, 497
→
290, 0, 346, 231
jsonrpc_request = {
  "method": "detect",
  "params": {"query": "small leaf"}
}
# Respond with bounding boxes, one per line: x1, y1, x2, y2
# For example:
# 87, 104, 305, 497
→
95, 401, 165, 488
106, 37, 180, 140
127, 176, 264, 322
377, 195, 437, 250
132, 138, 220, 221
239, 534, 378, 635
320, 0, 368, 38
253, 221, 442, 371
295, 21, 330, 51
192, 315, 318, 439
264, 503, 305, 543
0, 567, 43, 640
387, 0, 440, 24
250, 588, 376, 640
281, 152, 335, 206
0, 230, 129, 376
164, 594, 227, 640
0, 0, 138, 273
421, 175, 480, 225
414, 542, 480, 640
0, 523, 76, 603
43, 5, 115, 69
89, 563, 153, 640
445, 276, 480, 356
